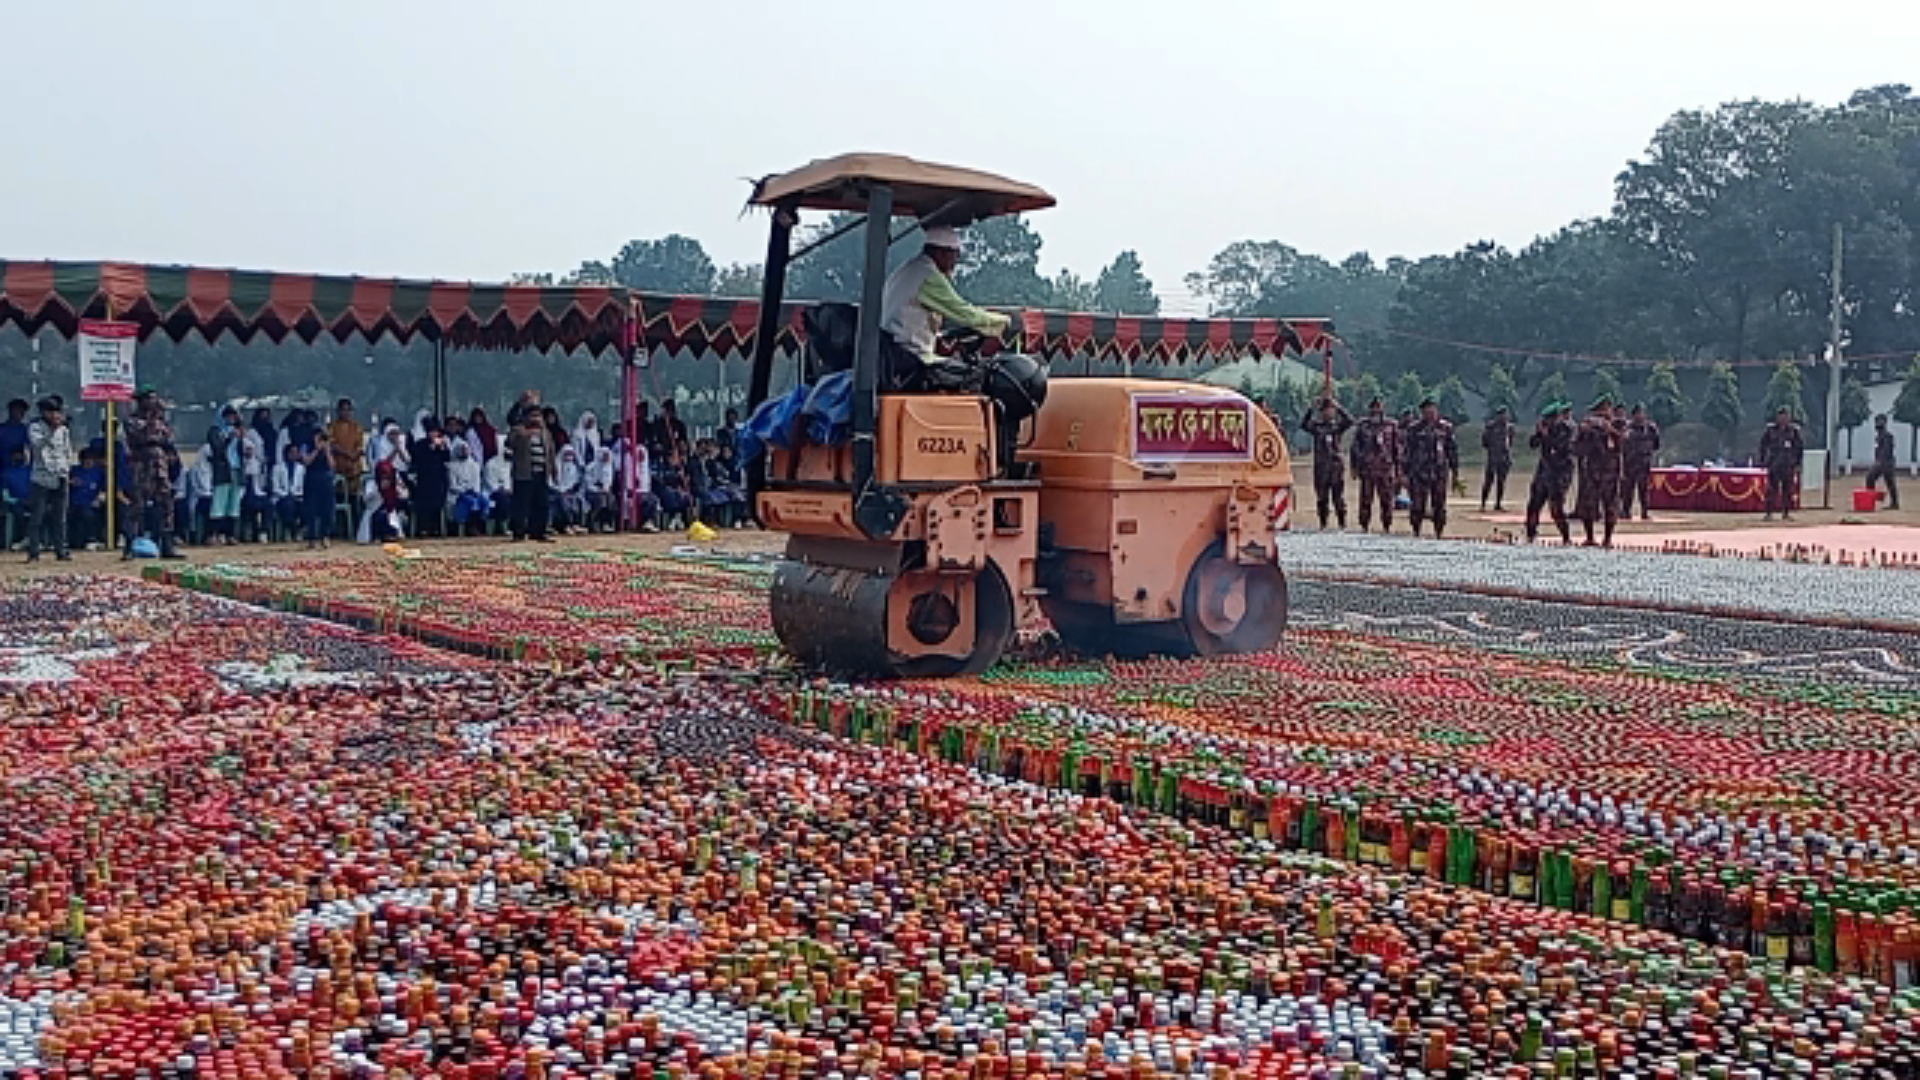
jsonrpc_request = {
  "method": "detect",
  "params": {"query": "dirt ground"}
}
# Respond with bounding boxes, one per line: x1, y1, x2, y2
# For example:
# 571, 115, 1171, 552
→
1, 464, 1912, 582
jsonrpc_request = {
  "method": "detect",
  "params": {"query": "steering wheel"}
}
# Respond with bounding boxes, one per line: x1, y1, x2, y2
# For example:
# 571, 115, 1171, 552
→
938, 323, 1025, 359
938, 326, 990, 359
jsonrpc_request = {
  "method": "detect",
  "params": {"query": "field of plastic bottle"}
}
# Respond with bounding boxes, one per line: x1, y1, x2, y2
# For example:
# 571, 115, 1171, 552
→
4, 549, 1919, 1077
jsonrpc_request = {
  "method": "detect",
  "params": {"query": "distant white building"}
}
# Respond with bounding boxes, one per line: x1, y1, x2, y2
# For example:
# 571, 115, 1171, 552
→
1836, 378, 1919, 471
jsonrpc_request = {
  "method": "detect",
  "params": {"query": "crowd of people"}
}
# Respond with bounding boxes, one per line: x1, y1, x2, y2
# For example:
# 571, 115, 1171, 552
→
1, 388, 753, 561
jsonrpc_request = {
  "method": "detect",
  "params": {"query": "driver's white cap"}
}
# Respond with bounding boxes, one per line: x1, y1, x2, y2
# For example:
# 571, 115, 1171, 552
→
923, 226, 962, 249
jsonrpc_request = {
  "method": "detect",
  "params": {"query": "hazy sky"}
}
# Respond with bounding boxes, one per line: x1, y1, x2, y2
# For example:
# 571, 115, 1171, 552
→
4, 0, 1915, 313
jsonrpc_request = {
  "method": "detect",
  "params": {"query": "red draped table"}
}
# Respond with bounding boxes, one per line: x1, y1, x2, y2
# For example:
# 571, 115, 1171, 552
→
1649, 466, 1796, 513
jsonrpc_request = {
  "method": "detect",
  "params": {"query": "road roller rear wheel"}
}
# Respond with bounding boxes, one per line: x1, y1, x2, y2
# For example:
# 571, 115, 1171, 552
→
1181, 541, 1288, 656
1175, 541, 1282, 653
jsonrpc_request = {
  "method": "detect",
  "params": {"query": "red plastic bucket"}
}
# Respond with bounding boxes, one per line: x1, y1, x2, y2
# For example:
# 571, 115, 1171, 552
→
1854, 488, 1881, 512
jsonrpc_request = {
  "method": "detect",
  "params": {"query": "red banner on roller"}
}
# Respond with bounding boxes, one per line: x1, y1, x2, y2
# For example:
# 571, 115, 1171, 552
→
1130, 393, 1255, 463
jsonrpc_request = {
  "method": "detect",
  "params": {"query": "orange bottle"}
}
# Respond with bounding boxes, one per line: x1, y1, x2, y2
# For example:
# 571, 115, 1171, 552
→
1837, 908, 1861, 976
1891, 916, 1917, 989
1327, 811, 1348, 863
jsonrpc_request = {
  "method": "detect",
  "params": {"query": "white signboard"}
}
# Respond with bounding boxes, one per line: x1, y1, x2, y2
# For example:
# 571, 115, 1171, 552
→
1801, 449, 1827, 492
78, 319, 138, 402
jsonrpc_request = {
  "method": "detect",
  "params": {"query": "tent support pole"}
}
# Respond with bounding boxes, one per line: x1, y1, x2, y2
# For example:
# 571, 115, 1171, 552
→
431, 337, 446, 422
620, 313, 638, 531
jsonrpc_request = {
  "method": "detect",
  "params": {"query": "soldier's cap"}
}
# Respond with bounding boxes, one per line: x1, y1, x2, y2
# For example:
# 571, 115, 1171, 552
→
135, 386, 158, 398
1591, 395, 1613, 410
1368, 397, 1383, 407
1419, 397, 1436, 408
1541, 399, 1571, 417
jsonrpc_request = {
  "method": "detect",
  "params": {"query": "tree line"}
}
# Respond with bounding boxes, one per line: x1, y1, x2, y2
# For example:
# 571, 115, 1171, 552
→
515, 84, 1920, 452
513, 217, 1163, 317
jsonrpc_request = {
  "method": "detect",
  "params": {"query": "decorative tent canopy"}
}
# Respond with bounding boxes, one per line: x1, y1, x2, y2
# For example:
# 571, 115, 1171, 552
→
0, 260, 638, 353
1, 259, 1333, 365
634, 294, 1335, 365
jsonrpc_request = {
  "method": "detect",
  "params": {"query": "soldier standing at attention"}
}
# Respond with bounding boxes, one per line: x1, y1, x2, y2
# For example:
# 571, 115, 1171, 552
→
1480, 406, 1514, 512
1300, 397, 1353, 529
1525, 401, 1577, 545
1404, 398, 1460, 539
1759, 407, 1804, 521
1865, 413, 1900, 510
1572, 397, 1625, 548
1350, 397, 1405, 534
123, 387, 185, 560
1619, 403, 1661, 520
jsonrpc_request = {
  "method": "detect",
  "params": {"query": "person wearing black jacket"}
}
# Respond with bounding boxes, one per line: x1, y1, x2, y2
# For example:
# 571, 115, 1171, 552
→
410, 418, 451, 537
1758, 408, 1804, 522
1865, 414, 1900, 510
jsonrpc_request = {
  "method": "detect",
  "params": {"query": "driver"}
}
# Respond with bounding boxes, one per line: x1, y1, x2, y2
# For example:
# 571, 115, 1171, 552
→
880, 226, 1010, 379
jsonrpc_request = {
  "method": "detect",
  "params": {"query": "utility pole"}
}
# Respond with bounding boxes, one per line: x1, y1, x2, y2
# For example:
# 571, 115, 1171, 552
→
1824, 223, 1844, 507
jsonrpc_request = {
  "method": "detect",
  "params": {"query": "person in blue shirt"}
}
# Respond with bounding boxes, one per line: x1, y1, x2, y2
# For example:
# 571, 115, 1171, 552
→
69, 448, 106, 550
2, 446, 30, 546
0, 399, 28, 470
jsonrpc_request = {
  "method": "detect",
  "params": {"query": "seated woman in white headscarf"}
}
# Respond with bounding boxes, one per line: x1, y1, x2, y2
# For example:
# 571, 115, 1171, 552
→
240, 437, 272, 541
583, 444, 617, 532
484, 447, 513, 533
271, 442, 306, 539
571, 410, 603, 469
357, 421, 411, 544
446, 440, 488, 536
552, 444, 587, 534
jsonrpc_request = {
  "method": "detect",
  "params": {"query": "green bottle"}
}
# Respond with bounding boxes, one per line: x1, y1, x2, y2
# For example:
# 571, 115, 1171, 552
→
1521, 1011, 1543, 1060
1631, 865, 1649, 925
1814, 901, 1836, 973
1593, 860, 1612, 918
1454, 826, 1478, 887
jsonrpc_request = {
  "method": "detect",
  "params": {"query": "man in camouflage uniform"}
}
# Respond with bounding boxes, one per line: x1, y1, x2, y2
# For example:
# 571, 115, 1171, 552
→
1758, 407, 1804, 521
1525, 401, 1576, 545
1404, 398, 1460, 538
1299, 397, 1353, 529
1619, 403, 1662, 520
1350, 397, 1404, 534
1572, 398, 1625, 547
122, 388, 183, 560
1480, 406, 1514, 511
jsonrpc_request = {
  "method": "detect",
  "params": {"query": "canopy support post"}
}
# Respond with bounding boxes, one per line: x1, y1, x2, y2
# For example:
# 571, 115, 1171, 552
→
431, 336, 447, 422
620, 310, 638, 531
